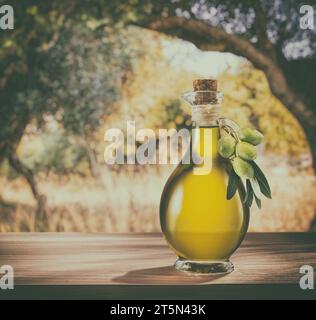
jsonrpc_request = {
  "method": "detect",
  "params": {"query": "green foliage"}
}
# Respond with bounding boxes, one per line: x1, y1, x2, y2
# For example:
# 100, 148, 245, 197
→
250, 161, 272, 199
18, 132, 88, 175
49, 23, 134, 135
239, 128, 264, 146
218, 135, 236, 158
244, 179, 254, 207
236, 141, 257, 161
226, 169, 240, 200
163, 100, 191, 130
232, 157, 254, 179
219, 120, 270, 208
0, 1, 135, 161
0, 1, 313, 176
220, 68, 310, 157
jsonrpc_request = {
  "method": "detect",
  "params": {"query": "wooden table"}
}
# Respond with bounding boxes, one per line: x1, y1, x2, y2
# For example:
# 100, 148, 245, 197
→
0, 233, 315, 299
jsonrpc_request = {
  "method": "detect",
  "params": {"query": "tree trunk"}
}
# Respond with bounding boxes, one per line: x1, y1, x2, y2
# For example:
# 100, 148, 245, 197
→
8, 151, 48, 231
86, 144, 101, 179
142, 17, 316, 172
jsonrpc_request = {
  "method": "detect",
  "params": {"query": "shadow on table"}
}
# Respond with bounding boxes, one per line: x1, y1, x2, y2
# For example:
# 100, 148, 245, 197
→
112, 266, 228, 284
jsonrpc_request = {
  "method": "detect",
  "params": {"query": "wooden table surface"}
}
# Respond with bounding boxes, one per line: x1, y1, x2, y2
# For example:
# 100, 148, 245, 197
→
0, 232, 315, 299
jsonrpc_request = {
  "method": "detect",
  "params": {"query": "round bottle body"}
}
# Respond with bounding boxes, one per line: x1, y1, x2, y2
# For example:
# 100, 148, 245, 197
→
160, 127, 249, 273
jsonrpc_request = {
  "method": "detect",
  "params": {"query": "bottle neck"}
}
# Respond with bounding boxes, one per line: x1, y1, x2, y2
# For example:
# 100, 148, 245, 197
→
191, 126, 219, 158
191, 103, 220, 127
182, 90, 223, 127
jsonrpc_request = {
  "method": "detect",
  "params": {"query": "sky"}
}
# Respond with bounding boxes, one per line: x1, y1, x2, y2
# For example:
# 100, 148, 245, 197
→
162, 35, 247, 77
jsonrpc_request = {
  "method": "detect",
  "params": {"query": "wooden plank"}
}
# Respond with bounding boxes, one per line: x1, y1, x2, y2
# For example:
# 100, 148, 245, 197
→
0, 233, 315, 299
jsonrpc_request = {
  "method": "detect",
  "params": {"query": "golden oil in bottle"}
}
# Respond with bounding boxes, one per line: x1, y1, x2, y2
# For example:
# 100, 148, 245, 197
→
160, 79, 249, 274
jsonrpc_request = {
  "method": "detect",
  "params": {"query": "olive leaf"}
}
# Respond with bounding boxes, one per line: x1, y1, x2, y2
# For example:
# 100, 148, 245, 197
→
244, 179, 254, 207
218, 122, 271, 209
237, 178, 247, 203
250, 178, 261, 199
226, 169, 240, 200
250, 161, 272, 199
251, 178, 262, 209
254, 194, 262, 209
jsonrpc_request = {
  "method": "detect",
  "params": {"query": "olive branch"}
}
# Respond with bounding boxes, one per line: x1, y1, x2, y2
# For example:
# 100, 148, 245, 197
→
217, 119, 272, 209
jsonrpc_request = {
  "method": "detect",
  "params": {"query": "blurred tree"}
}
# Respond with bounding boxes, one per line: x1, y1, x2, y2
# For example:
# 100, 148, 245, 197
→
108, 0, 316, 171
0, 1, 133, 228
1, 0, 316, 229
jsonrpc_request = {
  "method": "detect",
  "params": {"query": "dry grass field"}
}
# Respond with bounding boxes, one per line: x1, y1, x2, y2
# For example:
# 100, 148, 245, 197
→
1, 155, 315, 232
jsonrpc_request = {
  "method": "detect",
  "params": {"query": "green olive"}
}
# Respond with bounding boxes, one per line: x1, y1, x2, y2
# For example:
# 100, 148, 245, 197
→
232, 157, 254, 179
236, 141, 257, 161
239, 127, 264, 146
218, 135, 236, 158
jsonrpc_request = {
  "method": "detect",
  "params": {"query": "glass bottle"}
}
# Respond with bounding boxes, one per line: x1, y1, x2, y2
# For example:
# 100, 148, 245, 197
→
160, 79, 249, 275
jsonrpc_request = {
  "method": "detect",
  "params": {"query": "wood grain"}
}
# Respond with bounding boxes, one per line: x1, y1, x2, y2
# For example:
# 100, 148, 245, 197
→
0, 233, 315, 299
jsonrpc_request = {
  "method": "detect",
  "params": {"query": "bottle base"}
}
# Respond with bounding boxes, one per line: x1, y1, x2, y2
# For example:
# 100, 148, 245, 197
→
174, 258, 234, 275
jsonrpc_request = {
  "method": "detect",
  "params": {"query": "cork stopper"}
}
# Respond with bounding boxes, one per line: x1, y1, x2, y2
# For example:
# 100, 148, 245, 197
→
192, 79, 219, 105
193, 79, 218, 91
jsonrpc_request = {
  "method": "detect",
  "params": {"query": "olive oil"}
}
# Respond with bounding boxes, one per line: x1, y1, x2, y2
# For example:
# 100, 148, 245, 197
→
160, 127, 249, 261
160, 79, 249, 274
